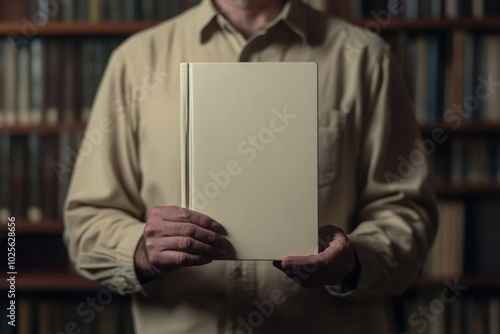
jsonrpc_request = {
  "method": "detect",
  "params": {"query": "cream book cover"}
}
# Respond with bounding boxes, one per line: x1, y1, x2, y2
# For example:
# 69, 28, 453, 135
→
180, 62, 318, 260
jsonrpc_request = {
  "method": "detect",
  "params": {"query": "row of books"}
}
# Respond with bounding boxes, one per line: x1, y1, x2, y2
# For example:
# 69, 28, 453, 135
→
399, 296, 499, 334
0, 132, 83, 224
384, 32, 500, 122
0, 37, 121, 126
323, 0, 500, 18
0, 295, 134, 334
432, 136, 500, 185
0, 0, 201, 22
422, 198, 500, 278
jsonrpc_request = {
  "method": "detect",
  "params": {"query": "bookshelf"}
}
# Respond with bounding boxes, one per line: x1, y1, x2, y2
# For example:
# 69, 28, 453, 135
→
311, 1, 500, 333
1, 0, 500, 333
0, 22, 160, 36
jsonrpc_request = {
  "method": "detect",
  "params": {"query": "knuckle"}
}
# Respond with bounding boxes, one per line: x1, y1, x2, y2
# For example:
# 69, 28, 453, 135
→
170, 206, 191, 220
179, 237, 193, 250
148, 206, 163, 218
148, 253, 161, 267
181, 223, 196, 237
143, 224, 157, 238
175, 252, 188, 266
144, 239, 156, 253
206, 233, 217, 244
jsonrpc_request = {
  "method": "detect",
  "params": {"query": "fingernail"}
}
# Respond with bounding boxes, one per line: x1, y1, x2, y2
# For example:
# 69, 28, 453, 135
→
211, 221, 221, 231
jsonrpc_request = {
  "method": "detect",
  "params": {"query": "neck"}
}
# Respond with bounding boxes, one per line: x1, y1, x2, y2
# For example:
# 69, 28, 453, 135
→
213, 0, 286, 38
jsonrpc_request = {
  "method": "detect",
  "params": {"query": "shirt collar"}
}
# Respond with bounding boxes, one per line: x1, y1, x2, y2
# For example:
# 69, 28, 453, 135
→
196, 0, 310, 44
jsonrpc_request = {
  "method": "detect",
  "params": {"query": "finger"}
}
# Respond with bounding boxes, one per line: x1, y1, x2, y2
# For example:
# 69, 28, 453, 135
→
318, 225, 343, 251
151, 206, 223, 232
161, 222, 228, 248
281, 254, 320, 269
159, 251, 214, 268
162, 236, 226, 257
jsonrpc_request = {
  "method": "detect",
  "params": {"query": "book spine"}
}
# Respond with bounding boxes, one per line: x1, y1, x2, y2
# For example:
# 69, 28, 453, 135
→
80, 39, 94, 122
61, 0, 74, 21
427, 36, 439, 122
27, 134, 42, 223
431, 0, 443, 18
4, 41, 18, 126
142, 0, 154, 19
414, 36, 429, 123
75, 0, 88, 21
57, 132, 72, 215
88, 0, 101, 22
10, 138, 26, 220
485, 36, 498, 121
30, 38, 43, 124
46, 40, 61, 124
62, 41, 77, 124
445, 0, 458, 18
17, 43, 31, 125
42, 135, 59, 220
180, 63, 189, 208
123, 0, 136, 20
490, 298, 500, 334
0, 135, 11, 223
0, 39, 5, 126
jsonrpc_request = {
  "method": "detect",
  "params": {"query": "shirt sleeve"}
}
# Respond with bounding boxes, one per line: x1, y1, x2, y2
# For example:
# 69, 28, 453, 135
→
63, 49, 146, 295
327, 45, 439, 300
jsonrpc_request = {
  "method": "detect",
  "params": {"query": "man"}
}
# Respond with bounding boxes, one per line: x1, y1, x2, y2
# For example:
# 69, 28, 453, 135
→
64, 0, 437, 333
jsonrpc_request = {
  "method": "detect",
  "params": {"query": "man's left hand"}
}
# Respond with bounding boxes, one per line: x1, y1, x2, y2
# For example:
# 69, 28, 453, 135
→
273, 225, 360, 289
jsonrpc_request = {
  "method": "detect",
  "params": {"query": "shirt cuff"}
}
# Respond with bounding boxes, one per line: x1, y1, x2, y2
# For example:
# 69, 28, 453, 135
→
106, 223, 147, 295
325, 234, 380, 299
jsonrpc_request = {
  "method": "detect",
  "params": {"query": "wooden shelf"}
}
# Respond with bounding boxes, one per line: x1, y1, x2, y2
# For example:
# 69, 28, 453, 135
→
410, 276, 500, 288
2, 121, 499, 135
0, 270, 101, 291
1, 18, 500, 37
0, 270, 499, 291
348, 18, 500, 31
435, 184, 500, 197
0, 122, 86, 135
0, 220, 64, 234
420, 121, 500, 134
0, 21, 159, 36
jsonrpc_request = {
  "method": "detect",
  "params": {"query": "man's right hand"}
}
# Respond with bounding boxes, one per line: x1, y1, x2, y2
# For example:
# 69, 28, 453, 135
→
134, 206, 228, 284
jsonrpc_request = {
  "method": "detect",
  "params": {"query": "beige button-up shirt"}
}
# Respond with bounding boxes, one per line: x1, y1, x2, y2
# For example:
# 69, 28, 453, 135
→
64, 1, 438, 333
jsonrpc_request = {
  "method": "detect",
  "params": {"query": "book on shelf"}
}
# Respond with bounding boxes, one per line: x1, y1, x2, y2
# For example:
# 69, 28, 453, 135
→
3, 37, 17, 126
464, 198, 500, 276
382, 32, 500, 123
10, 137, 27, 220
42, 134, 59, 221
446, 136, 497, 185
17, 43, 31, 125
0, 135, 11, 223
324, 0, 500, 18
181, 62, 318, 260
422, 200, 465, 278
27, 133, 42, 223
0, 37, 121, 126
30, 38, 43, 124
0, 0, 202, 22
0, 129, 83, 225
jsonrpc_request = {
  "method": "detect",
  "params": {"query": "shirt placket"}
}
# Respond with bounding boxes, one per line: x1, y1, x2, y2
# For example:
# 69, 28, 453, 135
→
225, 261, 257, 333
